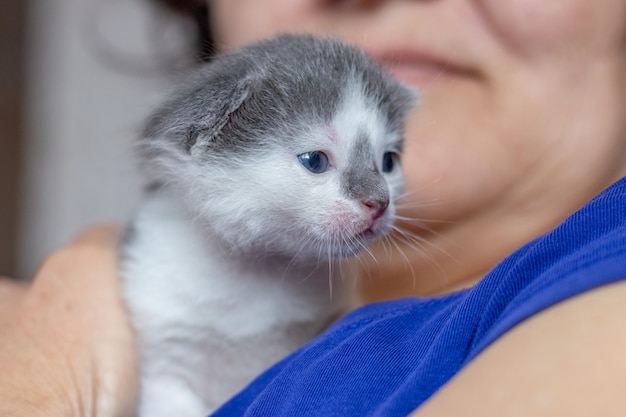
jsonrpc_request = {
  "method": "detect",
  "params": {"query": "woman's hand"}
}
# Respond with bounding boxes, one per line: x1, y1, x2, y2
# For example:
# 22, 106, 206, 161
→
0, 226, 138, 417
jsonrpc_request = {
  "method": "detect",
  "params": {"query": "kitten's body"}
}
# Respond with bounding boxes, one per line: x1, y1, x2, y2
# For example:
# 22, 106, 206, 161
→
123, 189, 347, 416
121, 35, 414, 417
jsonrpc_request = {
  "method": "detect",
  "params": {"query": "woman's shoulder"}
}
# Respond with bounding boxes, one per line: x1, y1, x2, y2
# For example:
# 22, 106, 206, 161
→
414, 271, 626, 416
467, 175, 626, 356
415, 176, 626, 416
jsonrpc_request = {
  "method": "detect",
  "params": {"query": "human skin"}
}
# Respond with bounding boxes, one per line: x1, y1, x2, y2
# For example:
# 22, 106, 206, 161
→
3, 1, 626, 416
0, 226, 138, 417
212, 0, 626, 298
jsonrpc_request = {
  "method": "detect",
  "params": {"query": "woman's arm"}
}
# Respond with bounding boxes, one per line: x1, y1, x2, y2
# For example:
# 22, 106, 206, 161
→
0, 226, 138, 417
413, 279, 626, 417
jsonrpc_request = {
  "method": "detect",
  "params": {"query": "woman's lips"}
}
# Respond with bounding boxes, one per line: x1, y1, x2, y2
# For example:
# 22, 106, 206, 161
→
369, 49, 480, 86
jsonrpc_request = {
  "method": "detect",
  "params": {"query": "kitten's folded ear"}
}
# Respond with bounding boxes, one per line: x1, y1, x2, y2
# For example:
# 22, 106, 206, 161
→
186, 77, 253, 157
141, 67, 255, 157
395, 83, 419, 117
383, 82, 418, 135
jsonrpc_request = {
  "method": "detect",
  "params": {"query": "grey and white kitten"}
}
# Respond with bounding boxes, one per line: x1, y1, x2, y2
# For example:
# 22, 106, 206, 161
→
121, 34, 415, 417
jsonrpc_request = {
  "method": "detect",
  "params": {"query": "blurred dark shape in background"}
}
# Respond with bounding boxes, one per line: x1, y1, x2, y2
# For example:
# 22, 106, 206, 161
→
0, 0, 199, 280
0, 0, 27, 277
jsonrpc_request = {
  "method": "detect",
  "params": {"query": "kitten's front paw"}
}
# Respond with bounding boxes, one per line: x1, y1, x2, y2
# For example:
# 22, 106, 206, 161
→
138, 379, 209, 417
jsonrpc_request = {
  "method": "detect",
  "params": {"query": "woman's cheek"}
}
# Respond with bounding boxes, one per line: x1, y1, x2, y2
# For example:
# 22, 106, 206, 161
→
473, 0, 602, 56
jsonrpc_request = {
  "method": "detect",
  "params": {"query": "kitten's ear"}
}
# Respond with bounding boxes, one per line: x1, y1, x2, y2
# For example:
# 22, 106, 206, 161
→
395, 84, 419, 117
142, 71, 254, 156
187, 77, 253, 157
385, 83, 418, 135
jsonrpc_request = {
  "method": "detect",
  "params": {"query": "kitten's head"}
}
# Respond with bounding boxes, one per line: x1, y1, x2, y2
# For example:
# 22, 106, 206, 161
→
139, 34, 416, 260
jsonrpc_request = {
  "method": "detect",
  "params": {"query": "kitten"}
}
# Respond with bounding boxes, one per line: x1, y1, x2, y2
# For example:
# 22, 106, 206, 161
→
121, 34, 415, 417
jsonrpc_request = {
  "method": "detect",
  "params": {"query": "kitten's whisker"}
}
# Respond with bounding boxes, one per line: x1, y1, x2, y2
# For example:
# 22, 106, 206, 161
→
393, 215, 456, 226
327, 238, 334, 302
354, 235, 384, 283
394, 200, 442, 210
362, 244, 379, 270
387, 230, 418, 288
315, 236, 325, 270
390, 225, 452, 287
358, 236, 379, 266
379, 233, 392, 259
380, 234, 395, 261
390, 226, 438, 258
339, 234, 353, 287
392, 216, 463, 253
394, 188, 440, 203
391, 225, 456, 260
287, 234, 316, 284
352, 246, 374, 286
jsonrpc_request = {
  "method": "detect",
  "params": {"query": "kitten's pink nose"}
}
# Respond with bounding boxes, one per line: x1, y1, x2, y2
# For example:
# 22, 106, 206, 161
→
361, 198, 389, 220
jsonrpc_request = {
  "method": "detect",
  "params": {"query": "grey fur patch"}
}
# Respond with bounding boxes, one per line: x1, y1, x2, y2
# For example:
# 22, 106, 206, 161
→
139, 34, 416, 165
118, 223, 137, 265
341, 134, 390, 204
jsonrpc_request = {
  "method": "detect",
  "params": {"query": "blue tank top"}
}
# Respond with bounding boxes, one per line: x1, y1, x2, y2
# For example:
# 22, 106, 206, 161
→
212, 176, 626, 417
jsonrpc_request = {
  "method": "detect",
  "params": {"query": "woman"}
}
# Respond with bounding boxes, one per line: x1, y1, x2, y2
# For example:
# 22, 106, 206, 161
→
2, 0, 626, 415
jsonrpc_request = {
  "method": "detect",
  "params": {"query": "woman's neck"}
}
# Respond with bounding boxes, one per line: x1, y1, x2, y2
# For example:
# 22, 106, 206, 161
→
356, 172, 626, 302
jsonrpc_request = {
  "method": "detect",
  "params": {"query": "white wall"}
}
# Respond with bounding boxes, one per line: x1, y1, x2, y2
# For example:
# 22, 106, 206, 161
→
19, 0, 196, 277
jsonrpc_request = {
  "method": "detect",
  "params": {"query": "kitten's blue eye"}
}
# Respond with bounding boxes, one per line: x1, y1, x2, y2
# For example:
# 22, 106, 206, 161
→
298, 151, 330, 174
382, 152, 398, 173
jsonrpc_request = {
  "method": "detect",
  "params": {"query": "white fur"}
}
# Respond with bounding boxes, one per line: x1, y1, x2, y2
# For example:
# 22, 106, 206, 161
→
332, 79, 405, 200
123, 190, 350, 416
122, 84, 404, 416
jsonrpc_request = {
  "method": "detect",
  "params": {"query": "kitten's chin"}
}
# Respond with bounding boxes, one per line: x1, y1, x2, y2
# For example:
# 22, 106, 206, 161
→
315, 229, 388, 260
323, 218, 394, 259
214, 214, 393, 262
329, 244, 364, 259
276, 234, 370, 262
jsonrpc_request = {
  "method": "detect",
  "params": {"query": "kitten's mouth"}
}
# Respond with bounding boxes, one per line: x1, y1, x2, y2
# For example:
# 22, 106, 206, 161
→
356, 227, 375, 240
351, 224, 388, 248
356, 216, 393, 241
324, 228, 377, 259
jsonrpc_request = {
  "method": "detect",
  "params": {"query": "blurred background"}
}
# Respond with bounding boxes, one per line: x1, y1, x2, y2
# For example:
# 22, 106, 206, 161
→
1, 0, 199, 278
